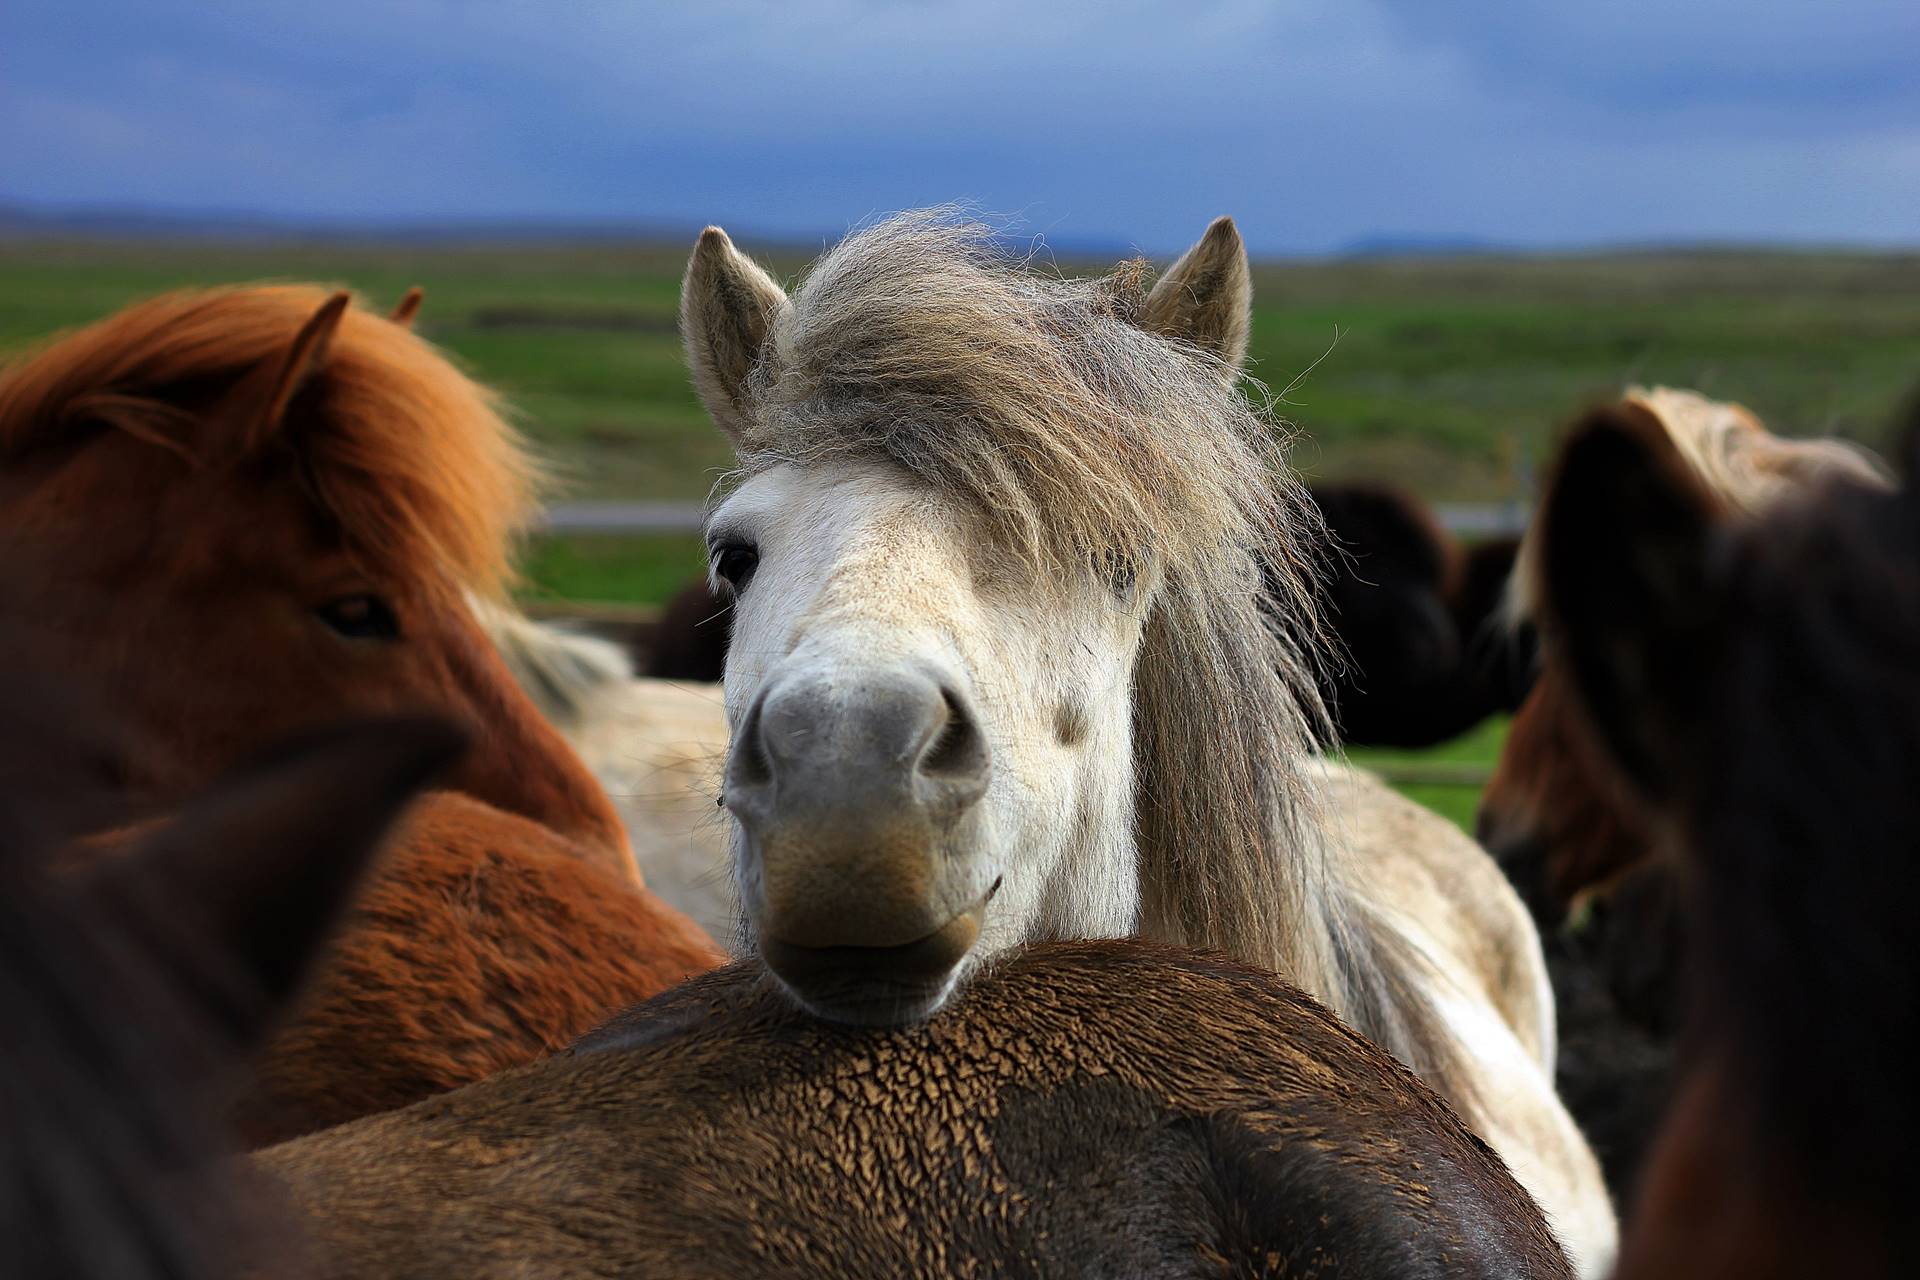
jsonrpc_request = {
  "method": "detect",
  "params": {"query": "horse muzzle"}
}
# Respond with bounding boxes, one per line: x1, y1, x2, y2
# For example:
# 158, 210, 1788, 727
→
724, 661, 996, 1024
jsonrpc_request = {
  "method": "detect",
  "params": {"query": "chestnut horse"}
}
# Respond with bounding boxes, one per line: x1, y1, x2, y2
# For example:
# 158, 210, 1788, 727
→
261, 940, 1572, 1279
1529, 403, 1918, 1279
0, 288, 724, 1144
1478, 388, 1890, 927
0, 668, 463, 1278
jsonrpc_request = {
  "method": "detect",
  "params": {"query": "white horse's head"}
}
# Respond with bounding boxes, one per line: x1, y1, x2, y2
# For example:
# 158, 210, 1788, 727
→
685, 212, 1330, 1024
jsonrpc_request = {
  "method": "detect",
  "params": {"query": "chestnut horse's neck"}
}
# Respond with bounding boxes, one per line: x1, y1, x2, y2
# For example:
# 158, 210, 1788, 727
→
429, 596, 632, 862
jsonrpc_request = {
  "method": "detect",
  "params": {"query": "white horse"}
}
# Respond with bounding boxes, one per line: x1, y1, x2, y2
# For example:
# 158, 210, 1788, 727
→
672, 209, 1613, 1272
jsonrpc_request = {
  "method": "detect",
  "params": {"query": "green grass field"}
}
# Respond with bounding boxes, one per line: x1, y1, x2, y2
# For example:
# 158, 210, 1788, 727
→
1344, 716, 1509, 832
5, 237, 1915, 519
4, 236, 1913, 829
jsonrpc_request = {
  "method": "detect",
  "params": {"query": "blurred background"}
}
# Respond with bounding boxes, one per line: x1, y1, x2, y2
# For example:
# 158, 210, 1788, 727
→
5, 0, 1918, 816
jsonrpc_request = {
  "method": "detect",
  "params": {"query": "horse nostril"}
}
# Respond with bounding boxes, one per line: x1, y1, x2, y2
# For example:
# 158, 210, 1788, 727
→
919, 684, 987, 782
732, 691, 774, 790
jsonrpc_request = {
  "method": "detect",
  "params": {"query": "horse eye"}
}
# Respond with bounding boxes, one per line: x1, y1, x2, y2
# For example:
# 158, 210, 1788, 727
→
1100, 551, 1139, 599
712, 542, 760, 593
317, 594, 401, 641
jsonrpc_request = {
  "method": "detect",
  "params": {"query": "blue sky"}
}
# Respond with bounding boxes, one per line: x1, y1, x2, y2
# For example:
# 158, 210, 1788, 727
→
5, 0, 1917, 254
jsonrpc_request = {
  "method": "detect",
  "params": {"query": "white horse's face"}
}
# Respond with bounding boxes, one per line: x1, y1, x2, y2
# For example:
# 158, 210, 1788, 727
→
683, 212, 1257, 1026
710, 460, 1149, 1023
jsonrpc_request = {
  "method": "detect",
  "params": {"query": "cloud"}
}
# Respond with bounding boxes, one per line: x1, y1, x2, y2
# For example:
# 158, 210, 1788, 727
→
3, 0, 1916, 252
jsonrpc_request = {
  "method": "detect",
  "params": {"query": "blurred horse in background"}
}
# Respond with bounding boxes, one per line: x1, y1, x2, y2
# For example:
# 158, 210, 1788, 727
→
643, 575, 730, 682
1530, 402, 1918, 1279
0, 662, 461, 1279
1479, 388, 1888, 931
0, 289, 723, 1143
1474, 390, 1892, 1199
1305, 481, 1532, 747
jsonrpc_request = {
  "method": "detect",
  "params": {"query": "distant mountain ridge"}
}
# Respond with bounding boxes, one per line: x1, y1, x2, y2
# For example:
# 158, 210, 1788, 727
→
0, 201, 708, 245
0, 200, 1903, 260
1337, 233, 1505, 258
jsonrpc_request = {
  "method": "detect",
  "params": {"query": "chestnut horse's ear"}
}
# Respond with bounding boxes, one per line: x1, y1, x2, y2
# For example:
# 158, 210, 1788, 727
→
389, 286, 425, 329
86, 717, 465, 1051
1138, 216, 1253, 381
1538, 401, 1727, 803
681, 226, 790, 445
247, 291, 351, 442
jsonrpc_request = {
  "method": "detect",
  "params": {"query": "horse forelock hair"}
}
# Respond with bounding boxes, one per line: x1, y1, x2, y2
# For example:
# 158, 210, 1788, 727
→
0, 286, 541, 595
721, 210, 1416, 1028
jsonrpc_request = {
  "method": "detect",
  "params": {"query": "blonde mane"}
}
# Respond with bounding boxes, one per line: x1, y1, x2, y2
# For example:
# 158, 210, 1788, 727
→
723, 211, 1451, 1067
0, 286, 540, 593
1514, 386, 1893, 621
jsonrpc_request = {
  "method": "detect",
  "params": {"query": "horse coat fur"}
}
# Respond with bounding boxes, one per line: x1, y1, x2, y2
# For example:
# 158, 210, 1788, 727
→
261, 942, 1571, 1280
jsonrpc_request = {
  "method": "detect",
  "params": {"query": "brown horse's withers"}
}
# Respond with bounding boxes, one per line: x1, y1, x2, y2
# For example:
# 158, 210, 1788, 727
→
262, 940, 1572, 1279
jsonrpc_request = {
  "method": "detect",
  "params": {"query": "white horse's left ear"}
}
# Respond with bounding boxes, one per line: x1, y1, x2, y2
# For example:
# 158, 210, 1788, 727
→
1139, 216, 1252, 380
682, 226, 791, 447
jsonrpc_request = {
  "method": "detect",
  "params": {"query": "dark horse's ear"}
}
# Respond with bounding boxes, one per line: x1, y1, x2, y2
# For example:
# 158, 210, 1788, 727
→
1538, 401, 1728, 804
86, 718, 465, 1051
1138, 216, 1253, 382
1893, 379, 1920, 497
389, 286, 425, 329
682, 226, 790, 446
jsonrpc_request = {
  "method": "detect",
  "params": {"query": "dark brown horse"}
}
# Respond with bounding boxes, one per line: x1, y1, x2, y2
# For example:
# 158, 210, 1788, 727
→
1305, 483, 1533, 747
1531, 403, 1918, 1279
1478, 389, 1888, 929
0, 681, 462, 1279
260, 941, 1571, 1279
643, 575, 731, 681
0, 287, 724, 1144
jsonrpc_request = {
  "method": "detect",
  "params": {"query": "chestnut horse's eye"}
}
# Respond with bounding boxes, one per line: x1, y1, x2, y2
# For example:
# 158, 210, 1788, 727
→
317, 594, 401, 641
712, 542, 760, 594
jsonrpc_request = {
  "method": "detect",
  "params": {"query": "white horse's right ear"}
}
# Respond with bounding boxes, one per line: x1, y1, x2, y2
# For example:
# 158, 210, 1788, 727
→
681, 227, 790, 445
1139, 216, 1253, 381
